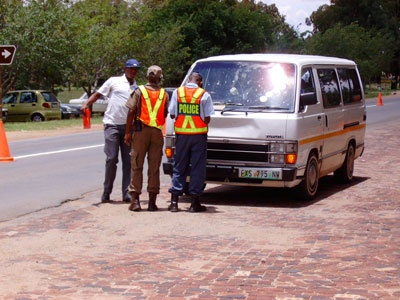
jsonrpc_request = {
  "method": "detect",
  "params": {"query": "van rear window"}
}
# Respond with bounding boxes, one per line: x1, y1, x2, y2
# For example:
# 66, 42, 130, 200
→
191, 61, 296, 111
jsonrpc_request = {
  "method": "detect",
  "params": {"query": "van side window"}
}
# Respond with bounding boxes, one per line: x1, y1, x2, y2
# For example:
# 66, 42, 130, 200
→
317, 69, 341, 108
337, 68, 362, 104
300, 68, 315, 94
20, 92, 37, 104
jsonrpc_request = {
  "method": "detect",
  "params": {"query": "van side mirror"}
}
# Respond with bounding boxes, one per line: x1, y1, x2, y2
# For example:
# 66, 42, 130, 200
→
300, 92, 317, 107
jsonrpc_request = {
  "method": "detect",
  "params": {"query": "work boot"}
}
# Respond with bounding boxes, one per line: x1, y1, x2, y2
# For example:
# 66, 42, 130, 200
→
168, 194, 179, 212
101, 192, 111, 203
189, 195, 207, 213
128, 192, 141, 211
148, 192, 158, 211
122, 192, 131, 203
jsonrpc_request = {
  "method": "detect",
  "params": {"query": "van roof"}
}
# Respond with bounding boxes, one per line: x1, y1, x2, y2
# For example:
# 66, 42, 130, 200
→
195, 53, 356, 66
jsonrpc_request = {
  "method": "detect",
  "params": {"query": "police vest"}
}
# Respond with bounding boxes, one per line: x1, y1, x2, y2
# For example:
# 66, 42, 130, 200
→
174, 86, 208, 134
138, 85, 166, 130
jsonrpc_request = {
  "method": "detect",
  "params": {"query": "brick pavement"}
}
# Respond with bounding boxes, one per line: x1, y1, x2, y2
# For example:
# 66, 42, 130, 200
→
0, 120, 399, 299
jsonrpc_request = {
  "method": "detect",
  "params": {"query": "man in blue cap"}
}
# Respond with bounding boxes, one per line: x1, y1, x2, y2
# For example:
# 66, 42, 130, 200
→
81, 58, 140, 203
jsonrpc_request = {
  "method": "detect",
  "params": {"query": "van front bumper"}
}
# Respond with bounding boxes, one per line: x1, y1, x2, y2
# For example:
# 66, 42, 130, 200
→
163, 162, 298, 185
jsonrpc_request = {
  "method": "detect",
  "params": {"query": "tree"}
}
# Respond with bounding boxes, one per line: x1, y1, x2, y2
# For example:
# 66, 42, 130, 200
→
68, 0, 137, 96
306, 23, 394, 84
306, 0, 400, 87
142, 0, 302, 84
0, 0, 77, 94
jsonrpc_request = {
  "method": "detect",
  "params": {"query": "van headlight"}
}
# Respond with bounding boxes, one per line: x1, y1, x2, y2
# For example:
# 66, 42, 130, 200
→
270, 154, 285, 164
269, 142, 298, 164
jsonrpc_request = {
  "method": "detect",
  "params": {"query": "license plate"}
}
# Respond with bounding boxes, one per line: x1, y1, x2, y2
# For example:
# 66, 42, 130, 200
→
238, 168, 282, 180
51, 103, 58, 108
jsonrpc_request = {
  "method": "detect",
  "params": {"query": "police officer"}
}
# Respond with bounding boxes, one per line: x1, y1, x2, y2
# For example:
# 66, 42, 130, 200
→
125, 65, 169, 211
168, 72, 214, 212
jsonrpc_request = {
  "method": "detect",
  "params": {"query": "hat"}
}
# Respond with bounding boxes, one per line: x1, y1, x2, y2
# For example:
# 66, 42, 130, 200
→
125, 59, 140, 68
146, 65, 163, 79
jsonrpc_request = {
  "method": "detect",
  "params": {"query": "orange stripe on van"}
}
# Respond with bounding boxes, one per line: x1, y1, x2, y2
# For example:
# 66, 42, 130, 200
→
299, 123, 366, 146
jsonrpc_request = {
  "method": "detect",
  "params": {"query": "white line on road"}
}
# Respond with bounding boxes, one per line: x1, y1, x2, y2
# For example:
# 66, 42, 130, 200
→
14, 144, 104, 160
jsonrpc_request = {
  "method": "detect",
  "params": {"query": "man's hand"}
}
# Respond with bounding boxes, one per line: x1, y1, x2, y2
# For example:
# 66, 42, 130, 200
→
80, 103, 88, 114
124, 132, 132, 146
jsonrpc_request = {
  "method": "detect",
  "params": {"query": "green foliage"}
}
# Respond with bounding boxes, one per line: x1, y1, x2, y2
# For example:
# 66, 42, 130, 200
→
306, 0, 400, 84
143, 0, 289, 73
0, 0, 77, 93
306, 23, 394, 83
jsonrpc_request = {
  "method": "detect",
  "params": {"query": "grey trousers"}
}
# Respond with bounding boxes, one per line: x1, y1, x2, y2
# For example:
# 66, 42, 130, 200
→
103, 124, 131, 199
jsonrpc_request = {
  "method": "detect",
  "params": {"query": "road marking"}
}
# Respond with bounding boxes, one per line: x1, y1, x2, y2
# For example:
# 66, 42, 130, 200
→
14, 144, 104, 160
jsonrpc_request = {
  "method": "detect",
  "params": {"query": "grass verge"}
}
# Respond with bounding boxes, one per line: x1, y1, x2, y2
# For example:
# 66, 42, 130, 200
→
4, 116, 103, 132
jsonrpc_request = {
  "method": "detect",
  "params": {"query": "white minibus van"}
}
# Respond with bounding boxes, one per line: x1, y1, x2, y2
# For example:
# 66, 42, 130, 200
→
163, 54, 366, 200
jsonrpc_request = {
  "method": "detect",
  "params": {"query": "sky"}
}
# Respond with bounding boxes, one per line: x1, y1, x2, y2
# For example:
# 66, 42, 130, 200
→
260, 0, 331, 33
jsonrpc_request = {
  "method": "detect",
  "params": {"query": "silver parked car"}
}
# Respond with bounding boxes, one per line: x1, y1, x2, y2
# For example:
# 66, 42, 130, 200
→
69, 93, 108, 114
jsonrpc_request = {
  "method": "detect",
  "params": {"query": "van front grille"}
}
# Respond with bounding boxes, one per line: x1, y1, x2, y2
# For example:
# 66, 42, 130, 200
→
207, 142, 268, 163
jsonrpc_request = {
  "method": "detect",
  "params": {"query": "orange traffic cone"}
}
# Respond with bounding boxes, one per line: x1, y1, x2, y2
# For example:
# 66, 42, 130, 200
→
376, 92, 384, 106
0, 120, 14, 162
83, 108, 91, 129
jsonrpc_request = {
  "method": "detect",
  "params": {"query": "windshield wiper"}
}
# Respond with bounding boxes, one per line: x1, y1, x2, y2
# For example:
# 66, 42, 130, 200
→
247, 105, 288, 110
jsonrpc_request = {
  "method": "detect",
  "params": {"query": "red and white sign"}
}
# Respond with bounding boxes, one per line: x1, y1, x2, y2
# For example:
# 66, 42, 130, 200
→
0, 45, 16, 65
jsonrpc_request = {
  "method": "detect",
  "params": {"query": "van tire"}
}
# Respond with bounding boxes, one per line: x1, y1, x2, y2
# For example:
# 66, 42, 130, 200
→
298, 153, 319, 200
334, 143, 355, 183
31, 114, 44, 122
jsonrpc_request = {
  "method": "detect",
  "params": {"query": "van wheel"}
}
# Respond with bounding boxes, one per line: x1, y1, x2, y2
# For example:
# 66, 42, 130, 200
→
334, 143, 355, 183
298, 153, 319, 200
31, 114, 44, 122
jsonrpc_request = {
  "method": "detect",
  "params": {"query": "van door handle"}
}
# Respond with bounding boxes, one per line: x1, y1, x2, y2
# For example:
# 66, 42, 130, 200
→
325, 115, 328, 127
317, 116, 322, 120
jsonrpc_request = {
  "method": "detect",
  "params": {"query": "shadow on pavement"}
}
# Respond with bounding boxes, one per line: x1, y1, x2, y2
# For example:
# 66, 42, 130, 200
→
200, 175, 370, 208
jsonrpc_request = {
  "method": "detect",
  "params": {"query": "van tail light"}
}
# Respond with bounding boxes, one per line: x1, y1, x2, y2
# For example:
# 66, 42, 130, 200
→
286, 154, 297, 164
42, 102, 50, 108
165, 147, 173, 158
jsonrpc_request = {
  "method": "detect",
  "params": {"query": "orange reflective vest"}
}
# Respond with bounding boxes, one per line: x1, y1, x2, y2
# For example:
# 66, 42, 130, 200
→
138, 85, 166, 130
174, 86, 208, 134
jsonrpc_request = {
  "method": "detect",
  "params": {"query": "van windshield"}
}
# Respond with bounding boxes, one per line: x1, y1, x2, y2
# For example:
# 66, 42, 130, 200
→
191, 61, 296, 111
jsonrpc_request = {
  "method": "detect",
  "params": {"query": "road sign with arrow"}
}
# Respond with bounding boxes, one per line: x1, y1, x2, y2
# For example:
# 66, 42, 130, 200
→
0, 45, 16, 65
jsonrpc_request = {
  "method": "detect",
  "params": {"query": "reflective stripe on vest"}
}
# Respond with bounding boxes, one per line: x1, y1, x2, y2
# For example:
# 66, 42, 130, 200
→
138, 85, 165, 130
174, 86, 208, 134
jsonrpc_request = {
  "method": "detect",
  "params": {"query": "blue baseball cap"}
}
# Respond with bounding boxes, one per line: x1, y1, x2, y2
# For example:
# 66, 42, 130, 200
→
125, 59, 140, 68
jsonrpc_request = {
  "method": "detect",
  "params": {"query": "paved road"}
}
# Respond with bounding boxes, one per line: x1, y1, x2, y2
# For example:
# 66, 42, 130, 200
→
0, 96, 399, 222
0, 117, 399, 299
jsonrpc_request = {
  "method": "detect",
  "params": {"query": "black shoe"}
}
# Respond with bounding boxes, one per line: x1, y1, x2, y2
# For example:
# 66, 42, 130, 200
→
189, 195, 206, 213
148, 193, 158, 211
101, 192, 111, 203
122, 194, 131, 203
188, 203, 207, 212
168, 194, 179, 212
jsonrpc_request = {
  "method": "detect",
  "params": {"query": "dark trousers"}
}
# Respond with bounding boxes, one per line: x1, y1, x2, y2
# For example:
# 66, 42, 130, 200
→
103, 124, 131, 199
169, 133, 207, 196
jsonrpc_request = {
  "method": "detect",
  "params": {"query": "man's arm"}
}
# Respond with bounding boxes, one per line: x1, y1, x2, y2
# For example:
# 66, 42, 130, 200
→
80, 92, 103, 113
124, 89, 140, 146
202, 91, 214, 124
168, 89, 178, 119
124, 108, 135, 146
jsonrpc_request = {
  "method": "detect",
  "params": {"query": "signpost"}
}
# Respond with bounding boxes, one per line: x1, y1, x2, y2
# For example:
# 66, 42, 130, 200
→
0, 45, 16, 162
0, 45, 16, 120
